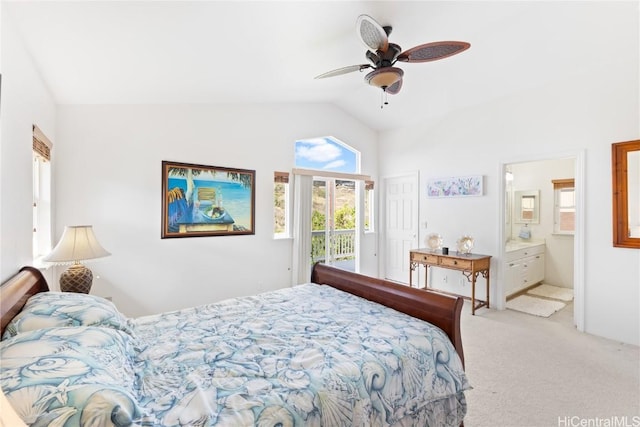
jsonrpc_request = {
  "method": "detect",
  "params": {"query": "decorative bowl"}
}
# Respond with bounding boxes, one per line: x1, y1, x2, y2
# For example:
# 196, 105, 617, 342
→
426, 233, 443, 251
456, 235, 474, 254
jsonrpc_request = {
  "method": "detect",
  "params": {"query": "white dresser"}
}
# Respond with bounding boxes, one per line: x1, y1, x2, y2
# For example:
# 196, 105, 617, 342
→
504, 241, 545, 297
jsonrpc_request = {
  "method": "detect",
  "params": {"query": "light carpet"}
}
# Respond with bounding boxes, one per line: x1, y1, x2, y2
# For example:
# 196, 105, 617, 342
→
461, 300, 640, 426
527, 283, 574, 301
506, 294, 566, 317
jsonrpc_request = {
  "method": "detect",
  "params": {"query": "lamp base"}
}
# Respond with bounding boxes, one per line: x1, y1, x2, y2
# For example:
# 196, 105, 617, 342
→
60, 264, 93, 294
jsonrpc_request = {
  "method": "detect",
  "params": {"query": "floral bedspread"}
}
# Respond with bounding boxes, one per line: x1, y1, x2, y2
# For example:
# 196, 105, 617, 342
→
131, 284, 470, 426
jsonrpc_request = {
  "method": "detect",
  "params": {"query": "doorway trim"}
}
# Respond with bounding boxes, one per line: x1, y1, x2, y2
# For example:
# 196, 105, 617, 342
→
498, 150, 585, 332
312, 177, 358, 272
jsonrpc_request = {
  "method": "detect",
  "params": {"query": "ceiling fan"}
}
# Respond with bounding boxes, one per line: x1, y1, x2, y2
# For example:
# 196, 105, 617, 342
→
315, 14, 470, 106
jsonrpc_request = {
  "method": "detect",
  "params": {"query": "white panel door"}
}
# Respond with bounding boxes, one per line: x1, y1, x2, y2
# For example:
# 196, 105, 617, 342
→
384, 173, 419, 284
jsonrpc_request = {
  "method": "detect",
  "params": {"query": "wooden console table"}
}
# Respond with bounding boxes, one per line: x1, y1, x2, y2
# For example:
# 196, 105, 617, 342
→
410, 249, 491, 315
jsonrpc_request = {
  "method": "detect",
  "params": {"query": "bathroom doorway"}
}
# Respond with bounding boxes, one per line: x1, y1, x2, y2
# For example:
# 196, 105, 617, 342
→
499, 152, 585, 331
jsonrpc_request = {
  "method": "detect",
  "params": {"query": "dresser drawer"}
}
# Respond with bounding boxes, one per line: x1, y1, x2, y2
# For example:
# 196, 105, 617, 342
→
505, 243, 545, 262
411, 252, 439, 264
439, 257, 472, 270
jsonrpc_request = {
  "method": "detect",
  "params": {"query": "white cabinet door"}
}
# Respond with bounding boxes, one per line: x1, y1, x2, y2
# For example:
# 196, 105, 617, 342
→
505, 244, 545, 297
526, 253, 545, 285
522, 254, 545, 288
505, 260, 523, 297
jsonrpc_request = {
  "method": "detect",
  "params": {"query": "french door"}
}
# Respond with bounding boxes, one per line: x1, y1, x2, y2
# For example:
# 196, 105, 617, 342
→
312, 178, 357, 271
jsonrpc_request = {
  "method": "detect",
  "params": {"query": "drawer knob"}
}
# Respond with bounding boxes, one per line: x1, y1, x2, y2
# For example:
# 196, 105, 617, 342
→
453, 261, 458, 265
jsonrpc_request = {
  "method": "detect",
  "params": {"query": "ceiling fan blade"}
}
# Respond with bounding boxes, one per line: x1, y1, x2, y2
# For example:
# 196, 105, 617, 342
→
314, 64, 372, 79
386, 78, 403, 95
397, 41, 470, 63
356, 14, 389, 53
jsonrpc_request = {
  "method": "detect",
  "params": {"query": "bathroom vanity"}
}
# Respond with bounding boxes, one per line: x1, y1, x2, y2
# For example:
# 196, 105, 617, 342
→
504, 241, 545, 297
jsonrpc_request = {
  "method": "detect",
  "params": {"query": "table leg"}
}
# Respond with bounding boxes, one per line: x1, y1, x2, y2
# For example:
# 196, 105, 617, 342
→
424, 265, 429, 289
486, 269, 490, 309
471, 273, 477, 315
409, 262, 413, 288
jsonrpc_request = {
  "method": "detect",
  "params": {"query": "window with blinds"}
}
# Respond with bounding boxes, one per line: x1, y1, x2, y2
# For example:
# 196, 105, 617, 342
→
364, 180, 374, 232
274, 171, 290, 237
32, 125, 53, 260
552, 179, 575, 234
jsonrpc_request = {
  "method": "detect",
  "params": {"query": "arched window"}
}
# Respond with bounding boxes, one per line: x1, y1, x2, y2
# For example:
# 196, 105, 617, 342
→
294, 136, 359, 173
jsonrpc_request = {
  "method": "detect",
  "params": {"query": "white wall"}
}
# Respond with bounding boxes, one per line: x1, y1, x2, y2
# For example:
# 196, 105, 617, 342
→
53, 104, 378, 317
378, 5, 639, 345
1, 0, 381, 321
0, 5, 56, 284
2, 1, 637, 347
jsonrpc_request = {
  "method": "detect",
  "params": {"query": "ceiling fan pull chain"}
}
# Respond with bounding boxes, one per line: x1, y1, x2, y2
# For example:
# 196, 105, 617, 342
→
380, 88, 389, 109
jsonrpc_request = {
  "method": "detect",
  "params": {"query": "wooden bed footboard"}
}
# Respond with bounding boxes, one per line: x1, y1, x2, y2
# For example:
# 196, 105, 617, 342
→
311, 263, 465, 367
0, 267, 49, 337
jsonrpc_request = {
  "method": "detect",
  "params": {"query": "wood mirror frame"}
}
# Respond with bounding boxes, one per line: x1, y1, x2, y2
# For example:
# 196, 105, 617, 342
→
612, 139, 640, 248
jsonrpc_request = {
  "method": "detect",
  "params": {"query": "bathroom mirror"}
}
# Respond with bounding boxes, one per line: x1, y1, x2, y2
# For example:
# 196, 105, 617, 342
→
612, 140, 640, 248
514, 190, 540, 224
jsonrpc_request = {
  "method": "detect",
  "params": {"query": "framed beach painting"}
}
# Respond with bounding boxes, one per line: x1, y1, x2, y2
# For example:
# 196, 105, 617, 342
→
427, 175, 483, 198
161, 161, 255, 238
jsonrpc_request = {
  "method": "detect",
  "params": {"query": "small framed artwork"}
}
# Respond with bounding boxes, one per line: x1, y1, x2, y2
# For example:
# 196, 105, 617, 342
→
161, 161, 255, 238
427, 175, 483, 198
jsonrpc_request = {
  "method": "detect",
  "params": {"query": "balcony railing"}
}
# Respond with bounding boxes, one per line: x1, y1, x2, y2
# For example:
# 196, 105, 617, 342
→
311, 229, 355, 264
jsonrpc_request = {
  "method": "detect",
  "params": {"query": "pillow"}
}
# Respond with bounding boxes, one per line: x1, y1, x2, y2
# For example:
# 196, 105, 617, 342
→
2, 292, 133, 340
0, 326, 147, 426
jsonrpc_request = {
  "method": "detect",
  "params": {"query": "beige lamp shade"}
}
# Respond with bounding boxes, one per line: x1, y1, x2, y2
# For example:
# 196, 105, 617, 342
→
43, 225, 110, 293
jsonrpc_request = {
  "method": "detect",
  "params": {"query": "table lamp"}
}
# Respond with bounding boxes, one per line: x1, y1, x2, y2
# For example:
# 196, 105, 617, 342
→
43, 225, 111, 293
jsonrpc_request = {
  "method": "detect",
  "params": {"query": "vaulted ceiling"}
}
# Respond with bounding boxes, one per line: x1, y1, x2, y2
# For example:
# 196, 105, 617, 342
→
4, 1, 627, 131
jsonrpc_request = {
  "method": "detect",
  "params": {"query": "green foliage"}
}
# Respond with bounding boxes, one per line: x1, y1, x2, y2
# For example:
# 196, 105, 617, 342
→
334, 205, 355, 230
274, 184, 285, 209
312, 211, 325, 231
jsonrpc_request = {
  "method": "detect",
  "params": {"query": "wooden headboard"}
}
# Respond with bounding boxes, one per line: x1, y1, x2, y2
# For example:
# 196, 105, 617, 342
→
0, 267, 49, 337
311, 263, 465, 367
0, 264, 464, 369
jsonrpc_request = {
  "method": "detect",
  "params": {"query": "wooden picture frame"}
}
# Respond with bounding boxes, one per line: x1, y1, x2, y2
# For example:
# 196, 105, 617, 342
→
161, 161, 255, 238
612, 140, 640, 248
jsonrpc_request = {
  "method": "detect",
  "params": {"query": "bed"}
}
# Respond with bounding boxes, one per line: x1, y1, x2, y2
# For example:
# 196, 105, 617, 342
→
0, 264, 469, 426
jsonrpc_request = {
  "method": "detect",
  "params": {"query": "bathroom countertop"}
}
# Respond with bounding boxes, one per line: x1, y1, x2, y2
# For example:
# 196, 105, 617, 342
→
505, 239, 545, 252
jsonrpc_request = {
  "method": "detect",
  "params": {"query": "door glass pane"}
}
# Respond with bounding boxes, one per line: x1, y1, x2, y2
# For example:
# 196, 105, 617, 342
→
312, 180, 327, 264
333, 180, 356, 271
311, 179, 356, 272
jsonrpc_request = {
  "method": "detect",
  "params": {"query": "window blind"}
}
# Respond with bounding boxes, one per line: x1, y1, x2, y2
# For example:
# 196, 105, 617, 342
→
274, 171, 289, 184
32, 125, 52, 161
552, 179, 574, 189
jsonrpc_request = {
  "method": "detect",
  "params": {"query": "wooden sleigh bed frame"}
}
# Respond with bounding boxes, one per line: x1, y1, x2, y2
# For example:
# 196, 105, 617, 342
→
1, 264, 465, 366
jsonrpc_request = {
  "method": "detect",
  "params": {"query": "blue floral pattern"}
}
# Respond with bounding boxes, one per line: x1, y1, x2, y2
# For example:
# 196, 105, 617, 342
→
1, 326, 143, 426
1, 284, 469, 426
2, 292, 134, 339
132, 284, 470, 426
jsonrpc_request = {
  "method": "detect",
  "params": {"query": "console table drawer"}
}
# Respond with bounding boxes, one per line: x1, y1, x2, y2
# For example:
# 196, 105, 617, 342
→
439, 257, 472, 270
409, 249, 492, 315
411, 253, 439, 264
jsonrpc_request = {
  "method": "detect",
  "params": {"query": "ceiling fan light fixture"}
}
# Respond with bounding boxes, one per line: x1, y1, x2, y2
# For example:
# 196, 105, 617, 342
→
365, 67, 404, 89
